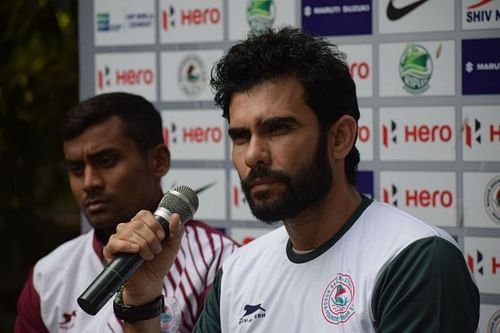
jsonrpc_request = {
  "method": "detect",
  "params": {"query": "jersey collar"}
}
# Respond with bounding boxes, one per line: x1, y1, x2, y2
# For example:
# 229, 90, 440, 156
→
286, 195, 373, 264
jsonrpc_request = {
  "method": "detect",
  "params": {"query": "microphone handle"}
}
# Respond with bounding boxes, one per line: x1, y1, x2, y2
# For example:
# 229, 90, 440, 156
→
77, 215, 169, 315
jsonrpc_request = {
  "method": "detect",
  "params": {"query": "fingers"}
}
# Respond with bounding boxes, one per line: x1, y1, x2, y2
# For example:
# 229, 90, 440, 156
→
103, 210, 167, 262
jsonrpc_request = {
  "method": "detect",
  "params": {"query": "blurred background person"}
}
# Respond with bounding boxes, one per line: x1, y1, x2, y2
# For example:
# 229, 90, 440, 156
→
14, 92, 238, 332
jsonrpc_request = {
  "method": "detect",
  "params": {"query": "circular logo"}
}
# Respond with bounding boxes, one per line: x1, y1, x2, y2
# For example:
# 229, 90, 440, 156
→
178, 54, 206, 97
488, 309, 500, 333
321, 273, 355, 324
399, 44, 432, 94
246, 0, 275, 34
160, 296, 181, 333
484, 175, 500, 225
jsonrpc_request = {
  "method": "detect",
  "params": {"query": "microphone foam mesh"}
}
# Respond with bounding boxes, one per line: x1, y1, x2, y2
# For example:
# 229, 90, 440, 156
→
160, 185, 199, 223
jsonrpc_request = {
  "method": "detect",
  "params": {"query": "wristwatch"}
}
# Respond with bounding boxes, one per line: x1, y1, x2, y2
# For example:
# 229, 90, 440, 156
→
113, 286, 164, 322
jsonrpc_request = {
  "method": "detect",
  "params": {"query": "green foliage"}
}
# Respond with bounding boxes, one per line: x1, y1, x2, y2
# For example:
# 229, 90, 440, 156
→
0, 0, 80, 330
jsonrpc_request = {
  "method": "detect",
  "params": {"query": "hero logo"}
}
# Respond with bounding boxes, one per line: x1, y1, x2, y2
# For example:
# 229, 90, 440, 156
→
465, 0, 500, 23
382, 120, 397, 147
357, 124, 370, 143
383, 184, 453, 208
162, 123, 222, 146
467, 250, 500, 276
97, 66, 154, 90
232, 185, 248, 208
383, 184, 399, 206
349, 62, 370, 80
382, 120, 452, 147
162, 5, 221, 31
464, 118, 500, 147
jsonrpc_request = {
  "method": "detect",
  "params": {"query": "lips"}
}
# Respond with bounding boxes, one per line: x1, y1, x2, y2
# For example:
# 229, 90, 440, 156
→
249, 179, 281, 192
83, 198, 111, 213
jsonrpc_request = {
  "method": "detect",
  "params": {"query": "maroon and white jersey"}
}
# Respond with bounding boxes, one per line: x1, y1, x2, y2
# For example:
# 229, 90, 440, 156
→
15, 220, 239, 333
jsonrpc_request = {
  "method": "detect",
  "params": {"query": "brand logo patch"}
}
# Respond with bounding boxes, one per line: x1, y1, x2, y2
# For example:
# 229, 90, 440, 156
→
239, 303, 266, 325
58, 310, 77, 330
322, 273, 355, 324
387, 0, 429, 21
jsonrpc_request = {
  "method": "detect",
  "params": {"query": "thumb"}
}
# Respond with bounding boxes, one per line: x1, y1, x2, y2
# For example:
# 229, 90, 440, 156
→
167, 213, 184, 242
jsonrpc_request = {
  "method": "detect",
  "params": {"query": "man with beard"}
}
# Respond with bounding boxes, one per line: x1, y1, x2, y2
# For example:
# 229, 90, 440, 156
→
103, 28, 480, 332
14, 92, 238, 332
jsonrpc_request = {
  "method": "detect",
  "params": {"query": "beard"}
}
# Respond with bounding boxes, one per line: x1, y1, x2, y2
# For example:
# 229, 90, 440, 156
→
240, 133, 333, 223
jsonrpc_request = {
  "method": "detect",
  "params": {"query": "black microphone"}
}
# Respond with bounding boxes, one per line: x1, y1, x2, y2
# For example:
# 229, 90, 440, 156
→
77, 185, 199, 316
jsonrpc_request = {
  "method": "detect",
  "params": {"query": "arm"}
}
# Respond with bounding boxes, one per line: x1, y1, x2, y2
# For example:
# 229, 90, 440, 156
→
103, 210, 185, 333
14, 269, 50, 333
372, 236, 480, 332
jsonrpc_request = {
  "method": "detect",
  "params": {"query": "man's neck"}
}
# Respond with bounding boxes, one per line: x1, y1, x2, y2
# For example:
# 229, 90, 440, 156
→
284, 185, 362, 251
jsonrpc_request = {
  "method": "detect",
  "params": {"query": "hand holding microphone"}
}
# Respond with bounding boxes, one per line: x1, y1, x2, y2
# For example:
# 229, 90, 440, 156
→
77, 185, 199, 316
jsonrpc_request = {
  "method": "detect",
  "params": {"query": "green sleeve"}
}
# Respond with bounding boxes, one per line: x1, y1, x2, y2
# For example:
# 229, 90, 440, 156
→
372, 236, 479, 333
193, 268, 223, 333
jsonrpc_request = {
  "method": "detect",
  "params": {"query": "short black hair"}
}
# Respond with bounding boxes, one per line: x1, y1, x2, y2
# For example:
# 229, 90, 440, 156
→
61, 92, 164, 155
210, 26, 360, 185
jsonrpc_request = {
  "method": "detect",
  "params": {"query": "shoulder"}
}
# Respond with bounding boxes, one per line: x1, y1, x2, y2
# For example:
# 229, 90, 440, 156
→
222, 226, 286, 267
372, 236, 479, 331
360, 200, 456, 246
35, 231, 94, 274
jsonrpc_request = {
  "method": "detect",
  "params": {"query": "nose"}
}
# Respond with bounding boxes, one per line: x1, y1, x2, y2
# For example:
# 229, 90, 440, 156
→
244, 135, 270, 168
83, 165, 104, 193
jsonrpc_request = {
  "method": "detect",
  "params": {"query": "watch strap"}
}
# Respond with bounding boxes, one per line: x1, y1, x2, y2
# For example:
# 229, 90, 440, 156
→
113, 286, 164, 322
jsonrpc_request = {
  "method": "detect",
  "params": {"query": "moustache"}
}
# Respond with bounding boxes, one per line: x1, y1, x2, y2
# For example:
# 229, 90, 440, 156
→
82, 195, 111, 208
241, 167, 290, 189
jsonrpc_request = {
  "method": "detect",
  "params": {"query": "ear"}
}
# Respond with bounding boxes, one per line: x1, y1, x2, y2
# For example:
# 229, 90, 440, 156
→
328, 115, 357, 160
149, 144, 170, 177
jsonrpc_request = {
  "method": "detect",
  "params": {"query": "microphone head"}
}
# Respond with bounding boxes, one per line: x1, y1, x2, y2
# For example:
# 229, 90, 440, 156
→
160, 185, 199, 223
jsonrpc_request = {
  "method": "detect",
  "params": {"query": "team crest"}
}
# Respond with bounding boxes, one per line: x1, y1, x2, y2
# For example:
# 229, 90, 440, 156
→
399, 44, 433, 95
246, 0, 275, 34
322, 273, 355, 324
487, 309, 500, 333
160, 296, 181, 333
484, 175, 500, 225
177, 54, 206, 97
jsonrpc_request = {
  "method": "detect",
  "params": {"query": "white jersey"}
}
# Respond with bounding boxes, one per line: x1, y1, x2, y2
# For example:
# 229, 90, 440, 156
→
194, 198, 479, 332
15, 220, 238, 333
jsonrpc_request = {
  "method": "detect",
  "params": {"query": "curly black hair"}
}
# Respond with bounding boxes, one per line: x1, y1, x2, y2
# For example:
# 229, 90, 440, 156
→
210, 26, 360, 185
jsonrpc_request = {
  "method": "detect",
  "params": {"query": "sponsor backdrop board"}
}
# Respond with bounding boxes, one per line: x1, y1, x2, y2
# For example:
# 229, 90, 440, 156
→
80, 0, 500, 318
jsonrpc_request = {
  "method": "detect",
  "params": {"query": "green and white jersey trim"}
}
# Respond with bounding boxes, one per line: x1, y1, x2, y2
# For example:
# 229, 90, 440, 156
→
194, 197, 479, 333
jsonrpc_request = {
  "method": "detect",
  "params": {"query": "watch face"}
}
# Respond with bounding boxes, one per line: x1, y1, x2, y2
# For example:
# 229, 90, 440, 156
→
160, 296, 181, 333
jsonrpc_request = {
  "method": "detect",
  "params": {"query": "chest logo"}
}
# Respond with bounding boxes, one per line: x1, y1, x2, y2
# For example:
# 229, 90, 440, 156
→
58, 310, 77, 330
321, 273, 355, 324
160, 296, 181, 333
239, 303, 266, 325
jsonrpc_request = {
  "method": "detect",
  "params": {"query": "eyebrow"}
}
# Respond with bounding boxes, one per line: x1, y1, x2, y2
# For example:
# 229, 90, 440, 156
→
232, 115, 298, 131
65, 147, 118, 164
227, 127, 250, 141
259, 116, 300, 131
